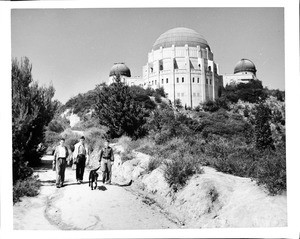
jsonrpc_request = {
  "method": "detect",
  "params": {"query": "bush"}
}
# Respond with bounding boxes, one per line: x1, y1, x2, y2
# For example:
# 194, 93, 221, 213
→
47, 116, 70, 133
254, 102, 274, 150
120, 149, 134, 163
147, 156, 163, 172
164, 153, 203, 191
117, 136, 135, 163
13, 175, 41, 204
255, 145, 286, 195
44, 131, 61, 150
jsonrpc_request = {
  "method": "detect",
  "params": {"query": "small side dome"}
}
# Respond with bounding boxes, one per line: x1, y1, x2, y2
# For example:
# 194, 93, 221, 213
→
109, 63, 131, 77
234, 59, 257, 74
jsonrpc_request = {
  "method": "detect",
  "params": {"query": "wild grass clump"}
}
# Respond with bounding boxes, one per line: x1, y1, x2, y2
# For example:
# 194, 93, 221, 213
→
147, 156, 163, 172
13, 175, 41, 204
164, 153, 204, 192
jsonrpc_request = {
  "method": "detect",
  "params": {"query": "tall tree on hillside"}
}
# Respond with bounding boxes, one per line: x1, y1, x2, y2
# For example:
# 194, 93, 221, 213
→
94, 75, 151, 139
254, 102, 274, 150
12, 57, 58, 182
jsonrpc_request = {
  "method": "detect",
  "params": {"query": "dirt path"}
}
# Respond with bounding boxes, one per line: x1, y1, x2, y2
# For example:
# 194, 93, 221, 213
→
13, 156, 179, 230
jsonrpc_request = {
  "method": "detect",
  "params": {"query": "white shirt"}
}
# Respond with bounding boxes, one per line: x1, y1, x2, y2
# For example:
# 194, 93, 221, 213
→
57, 145, 67, 158
73, 142, 89, 161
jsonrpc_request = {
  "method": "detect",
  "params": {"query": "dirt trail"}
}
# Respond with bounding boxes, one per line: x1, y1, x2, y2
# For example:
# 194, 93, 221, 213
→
13, 155, 178, 230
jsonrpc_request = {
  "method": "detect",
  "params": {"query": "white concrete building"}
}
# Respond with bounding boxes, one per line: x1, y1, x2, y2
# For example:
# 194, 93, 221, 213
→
107, 29, 259, 108
142, 27, 223, 108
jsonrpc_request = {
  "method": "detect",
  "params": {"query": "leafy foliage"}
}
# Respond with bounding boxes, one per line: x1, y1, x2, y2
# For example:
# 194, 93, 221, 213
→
62, 85, 103, 118
94, 76, 154, 139
164, 153, 203, 191
12, 57, 57, 182
13, 175, 41, 204
253, 102, 275, 150
222, 79, 267, 104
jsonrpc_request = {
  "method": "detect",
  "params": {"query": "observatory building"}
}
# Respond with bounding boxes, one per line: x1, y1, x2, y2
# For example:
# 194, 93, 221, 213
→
108, 62, 144, 87
142, 27, 223, 108
222, 58, 258, 86
108, 28, 259, 108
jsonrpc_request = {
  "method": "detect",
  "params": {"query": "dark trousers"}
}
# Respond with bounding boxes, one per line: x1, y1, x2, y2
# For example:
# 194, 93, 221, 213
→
76, 154, 86, 181
101, 159, 112, 183
56, 157, 67, 186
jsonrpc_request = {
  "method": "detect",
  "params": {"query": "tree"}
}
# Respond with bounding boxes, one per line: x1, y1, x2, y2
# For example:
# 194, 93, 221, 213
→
94, 75, 152, 139
222, 80, 267, 104
254, 102, 274, 150
12, 57, 58, 182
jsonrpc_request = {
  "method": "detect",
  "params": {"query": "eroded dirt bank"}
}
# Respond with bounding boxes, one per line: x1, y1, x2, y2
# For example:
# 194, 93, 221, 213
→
14, 144, 287, 229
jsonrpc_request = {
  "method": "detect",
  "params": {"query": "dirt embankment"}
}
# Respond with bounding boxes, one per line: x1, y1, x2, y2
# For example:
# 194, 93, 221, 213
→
110, 145, 287, 228
13, 144, 287, 229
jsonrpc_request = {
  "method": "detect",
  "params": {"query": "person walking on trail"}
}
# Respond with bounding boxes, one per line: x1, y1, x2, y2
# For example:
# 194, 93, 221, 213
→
53, 138, 70, 188
73, 136, 89, 184
99, 140, 114, 185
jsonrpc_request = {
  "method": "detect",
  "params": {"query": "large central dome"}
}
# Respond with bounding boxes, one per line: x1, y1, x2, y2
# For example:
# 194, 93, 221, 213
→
153, 27, 210, 50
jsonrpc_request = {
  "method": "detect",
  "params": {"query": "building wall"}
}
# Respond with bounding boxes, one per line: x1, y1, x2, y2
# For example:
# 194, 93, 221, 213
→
222, 72, 256, 87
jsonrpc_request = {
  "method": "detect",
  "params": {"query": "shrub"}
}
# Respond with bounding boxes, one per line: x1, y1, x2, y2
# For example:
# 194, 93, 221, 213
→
147, 156, 162, 172
164, 153, 203, 191
254, 102, 274, 150
13, 175, 41, 204
137, 142, 157, 156
174, 98, 183, 109
254, 145, 286, 195
120, 149, 134, 163
44, 131, 61, 150
47, 116, 70, 133
154, 93, 162, 103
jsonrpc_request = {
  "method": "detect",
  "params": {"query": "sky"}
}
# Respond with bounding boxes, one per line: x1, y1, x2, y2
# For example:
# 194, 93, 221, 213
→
11, 8, 284, 103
